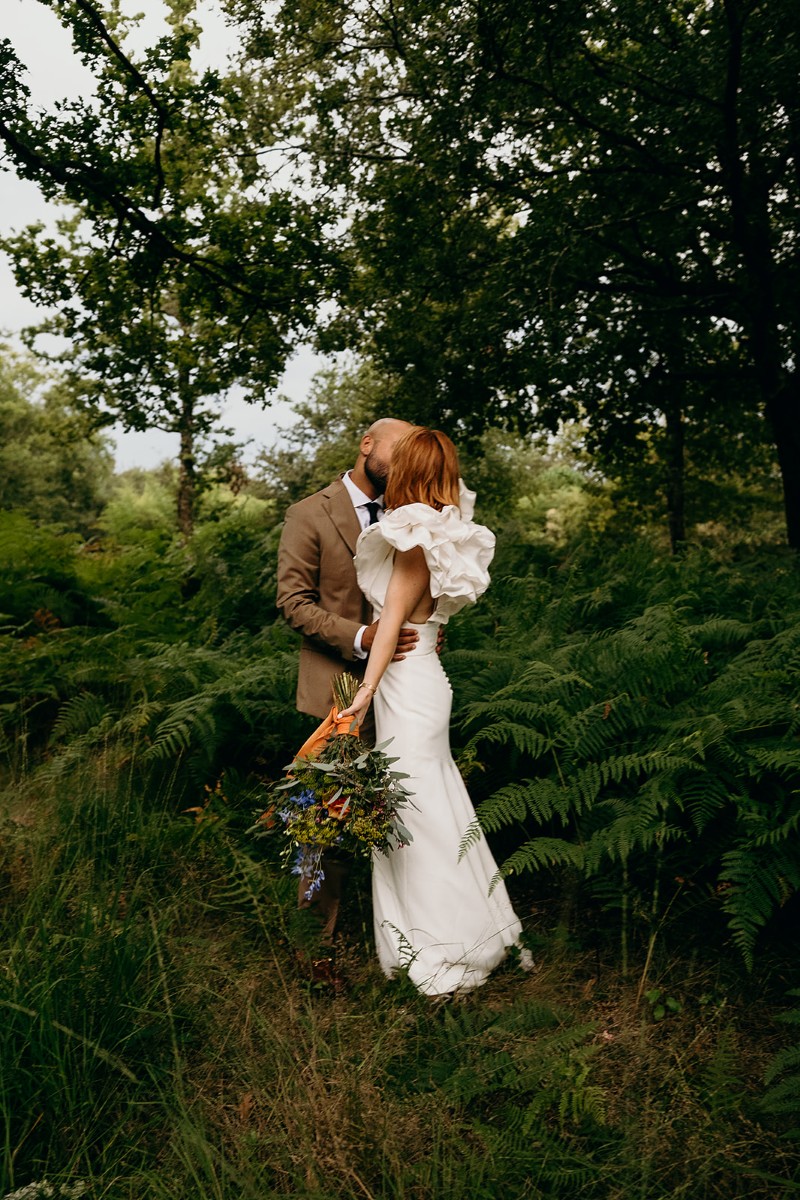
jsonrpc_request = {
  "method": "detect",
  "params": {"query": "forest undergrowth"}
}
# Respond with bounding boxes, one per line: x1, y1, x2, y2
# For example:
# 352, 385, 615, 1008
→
0, 759, 796, 1200
1, 502, 799, 1198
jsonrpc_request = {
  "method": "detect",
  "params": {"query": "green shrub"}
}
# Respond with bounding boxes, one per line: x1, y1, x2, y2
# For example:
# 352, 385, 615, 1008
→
451, 541, 800, 970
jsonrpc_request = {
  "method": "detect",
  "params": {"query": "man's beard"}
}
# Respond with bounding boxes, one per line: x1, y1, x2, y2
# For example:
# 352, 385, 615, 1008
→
364, 450, 389, 493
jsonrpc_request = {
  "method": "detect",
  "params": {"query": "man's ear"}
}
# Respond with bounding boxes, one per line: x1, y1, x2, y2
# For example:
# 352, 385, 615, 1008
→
359, 433, 373, 457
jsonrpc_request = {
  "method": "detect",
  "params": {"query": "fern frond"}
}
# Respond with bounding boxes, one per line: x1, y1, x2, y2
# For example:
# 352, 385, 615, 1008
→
494, 838, 584, 887
465, 720, 554, 760
458, 818, 484, 860
751, 806, 800, 849
583, 811, 684, 872
687, 616, 754, 649
677, 771, 733, 832
52, 691, 108, 739
746, 746, 800, 778
475, 778, 570, 834
720, 846, 800, 969
145, 695, 217, 761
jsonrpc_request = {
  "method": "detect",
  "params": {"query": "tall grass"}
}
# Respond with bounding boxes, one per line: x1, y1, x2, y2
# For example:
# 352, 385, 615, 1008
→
1, 748, 797, 1199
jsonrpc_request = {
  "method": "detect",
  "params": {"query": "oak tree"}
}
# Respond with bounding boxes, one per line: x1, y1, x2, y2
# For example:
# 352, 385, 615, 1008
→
1, 0, 338, 534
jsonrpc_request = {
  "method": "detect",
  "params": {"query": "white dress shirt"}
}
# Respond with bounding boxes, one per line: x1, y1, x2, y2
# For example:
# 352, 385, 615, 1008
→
342, 470, 384, 531
342, 471, 384, 656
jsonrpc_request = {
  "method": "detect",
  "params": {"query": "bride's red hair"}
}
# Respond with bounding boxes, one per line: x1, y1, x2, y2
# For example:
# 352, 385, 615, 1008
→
384, 427, 461, 511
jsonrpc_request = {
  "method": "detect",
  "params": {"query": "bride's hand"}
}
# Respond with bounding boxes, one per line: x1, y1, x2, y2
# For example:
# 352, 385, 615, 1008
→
337, 683, 376, 727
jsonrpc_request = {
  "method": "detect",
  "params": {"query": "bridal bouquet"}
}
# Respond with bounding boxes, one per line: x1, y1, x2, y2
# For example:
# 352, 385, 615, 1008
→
250, 674, 414, 897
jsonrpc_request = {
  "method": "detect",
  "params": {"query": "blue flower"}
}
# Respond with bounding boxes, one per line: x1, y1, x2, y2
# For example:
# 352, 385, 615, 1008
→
289, 788, 316, 809
291, 845, 325, 900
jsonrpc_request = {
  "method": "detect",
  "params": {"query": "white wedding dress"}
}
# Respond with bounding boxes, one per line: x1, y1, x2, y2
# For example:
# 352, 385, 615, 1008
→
354, 486, 526, 996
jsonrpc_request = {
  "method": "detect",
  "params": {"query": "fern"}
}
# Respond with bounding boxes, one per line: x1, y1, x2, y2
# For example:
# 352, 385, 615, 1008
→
5, 503, 799, 975
457, 552, 800, 968
720, 845, 800, 970
145, 694, 219, 762
493, 837, 585, 884
51, 691, 108, 739
762, 990, 800, 1119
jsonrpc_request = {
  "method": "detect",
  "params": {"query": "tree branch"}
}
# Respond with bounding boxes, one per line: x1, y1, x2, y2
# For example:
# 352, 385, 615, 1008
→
0, 115, 257, 303
62, 0, 170, 205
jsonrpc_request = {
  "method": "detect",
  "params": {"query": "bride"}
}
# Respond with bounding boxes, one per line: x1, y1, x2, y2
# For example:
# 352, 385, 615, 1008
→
338, 427, 528, 996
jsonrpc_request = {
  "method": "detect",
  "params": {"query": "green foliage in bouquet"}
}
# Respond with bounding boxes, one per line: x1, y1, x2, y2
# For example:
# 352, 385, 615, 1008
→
250, 674, 414, 897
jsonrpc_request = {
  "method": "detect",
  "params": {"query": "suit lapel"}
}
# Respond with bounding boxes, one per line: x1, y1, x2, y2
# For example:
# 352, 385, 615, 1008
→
323, 478, 361, 556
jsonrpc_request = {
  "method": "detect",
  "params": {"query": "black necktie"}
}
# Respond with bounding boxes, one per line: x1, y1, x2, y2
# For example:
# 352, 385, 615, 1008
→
365, 502, 381, 525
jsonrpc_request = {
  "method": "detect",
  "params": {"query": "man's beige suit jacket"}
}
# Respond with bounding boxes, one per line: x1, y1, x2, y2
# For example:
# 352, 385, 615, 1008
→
277, 476, 371, 718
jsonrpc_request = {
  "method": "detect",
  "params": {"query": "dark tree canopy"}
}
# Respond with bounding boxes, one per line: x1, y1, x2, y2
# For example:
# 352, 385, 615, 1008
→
1, 0, 797, 544
233, 0, 799, 545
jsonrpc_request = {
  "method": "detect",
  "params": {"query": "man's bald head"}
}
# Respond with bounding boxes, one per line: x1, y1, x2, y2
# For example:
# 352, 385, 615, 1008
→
365, 417, 413, 442
352, 417, 414, 498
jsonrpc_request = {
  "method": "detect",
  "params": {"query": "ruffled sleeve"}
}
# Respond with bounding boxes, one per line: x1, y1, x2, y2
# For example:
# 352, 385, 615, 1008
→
354, 497, 495, 622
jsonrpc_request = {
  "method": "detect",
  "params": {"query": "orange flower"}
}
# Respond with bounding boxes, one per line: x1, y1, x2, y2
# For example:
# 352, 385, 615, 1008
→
325, 795, 351, 820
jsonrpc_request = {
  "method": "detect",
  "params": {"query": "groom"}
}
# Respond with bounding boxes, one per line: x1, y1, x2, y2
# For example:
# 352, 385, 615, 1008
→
276, 417, 416, 952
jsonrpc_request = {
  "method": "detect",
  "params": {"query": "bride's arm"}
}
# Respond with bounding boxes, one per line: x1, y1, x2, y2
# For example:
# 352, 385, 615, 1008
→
338, 546, 431, 725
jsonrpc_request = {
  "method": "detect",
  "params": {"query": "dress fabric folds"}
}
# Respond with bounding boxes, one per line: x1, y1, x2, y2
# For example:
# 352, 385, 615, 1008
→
354, 494, 524, 995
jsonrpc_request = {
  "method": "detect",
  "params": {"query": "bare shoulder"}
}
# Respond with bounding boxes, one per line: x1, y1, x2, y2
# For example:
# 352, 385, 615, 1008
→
392, 545, 432, 590
394, 545, 429, 570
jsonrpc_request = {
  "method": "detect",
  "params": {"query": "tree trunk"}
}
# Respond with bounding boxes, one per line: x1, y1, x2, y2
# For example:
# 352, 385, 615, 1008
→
177, 363, 195, 539
721, 0, 800, 548
765, 381, 800, 550
663, 397, 686, 553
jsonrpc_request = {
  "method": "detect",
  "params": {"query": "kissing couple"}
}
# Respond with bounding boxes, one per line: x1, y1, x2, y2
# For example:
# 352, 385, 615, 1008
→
277, 420, 531, 996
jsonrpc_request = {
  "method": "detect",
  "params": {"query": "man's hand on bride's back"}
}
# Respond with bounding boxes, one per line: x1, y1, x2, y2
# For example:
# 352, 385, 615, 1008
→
362, 620, 419, 661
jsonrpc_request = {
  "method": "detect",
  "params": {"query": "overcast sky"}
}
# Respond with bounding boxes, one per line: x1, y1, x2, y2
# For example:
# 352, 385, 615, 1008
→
1, 0, 323, 470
